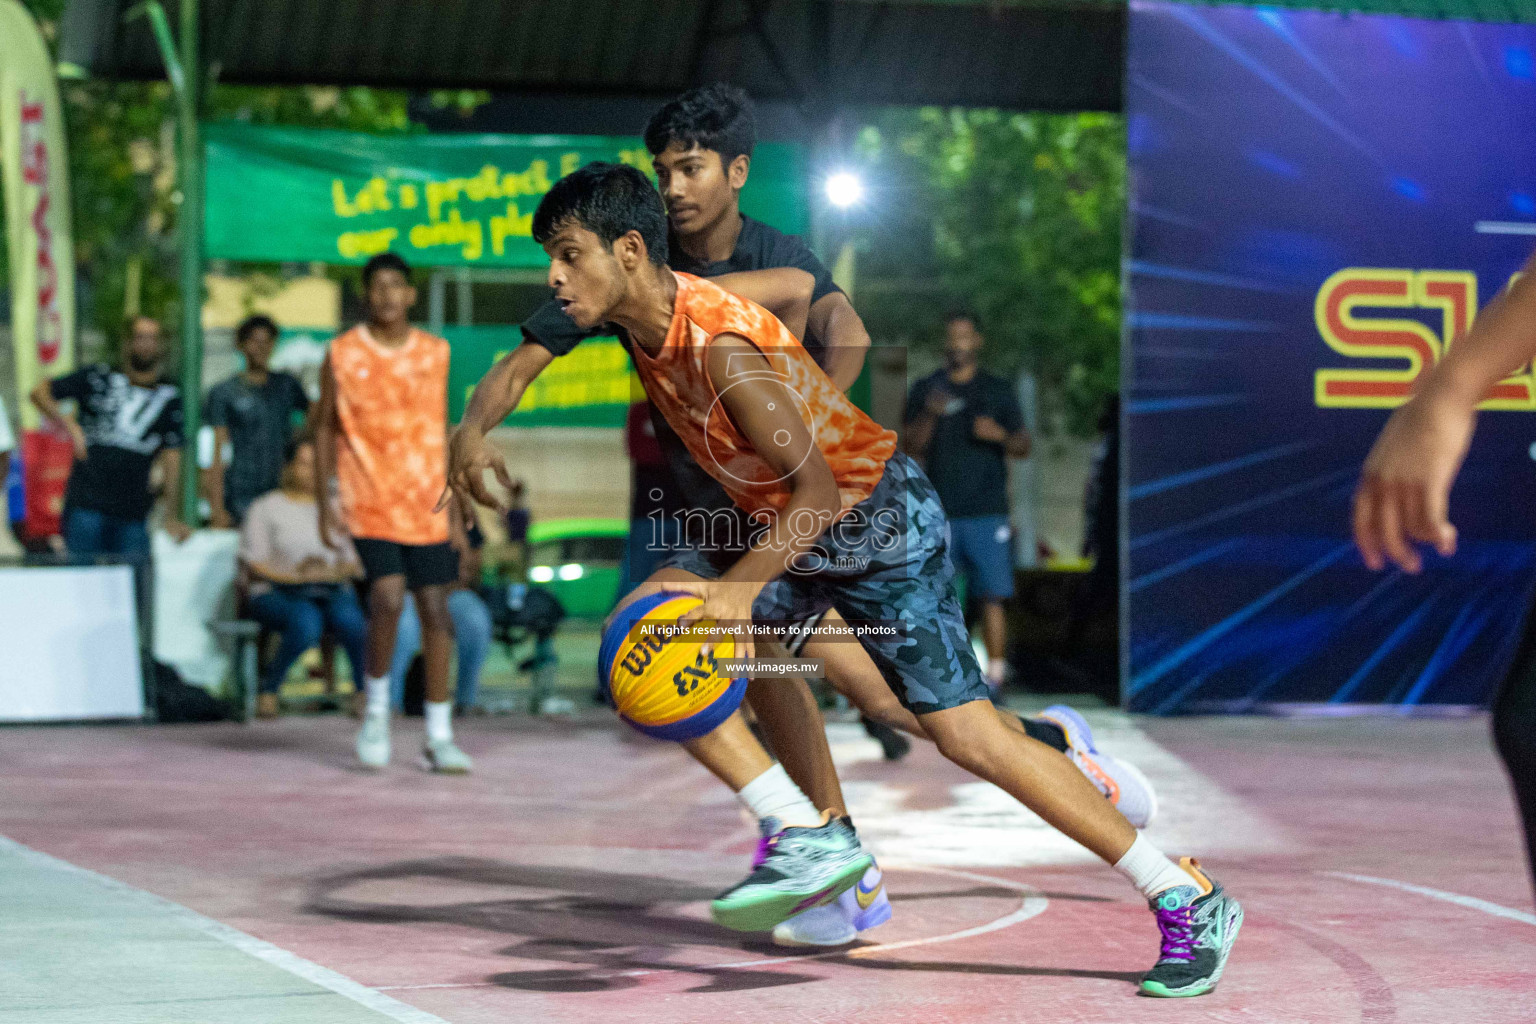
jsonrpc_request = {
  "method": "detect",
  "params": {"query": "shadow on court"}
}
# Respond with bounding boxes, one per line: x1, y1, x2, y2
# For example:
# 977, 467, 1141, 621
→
305, 856, 1139, 993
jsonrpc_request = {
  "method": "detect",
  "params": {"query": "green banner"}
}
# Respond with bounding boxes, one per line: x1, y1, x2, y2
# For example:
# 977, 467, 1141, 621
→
204, 122, 807, 267
443, 325, 639, 427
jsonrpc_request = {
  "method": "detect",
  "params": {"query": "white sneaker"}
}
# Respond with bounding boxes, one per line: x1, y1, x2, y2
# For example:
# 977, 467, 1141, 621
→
424, 738, 473, 774
1038, 704, 1158, 828
772, 862, 893, 947
356, 713, 390, 769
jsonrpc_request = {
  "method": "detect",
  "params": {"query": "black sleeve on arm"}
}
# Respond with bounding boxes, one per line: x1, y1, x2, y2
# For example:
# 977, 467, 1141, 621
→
49, 367, 90, 401
521, 298, 602, 357
770, 233, 843, 306
289, 374, 311, 413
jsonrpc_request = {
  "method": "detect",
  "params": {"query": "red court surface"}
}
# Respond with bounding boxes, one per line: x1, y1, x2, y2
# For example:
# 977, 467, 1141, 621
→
2, 708, 1533, 1023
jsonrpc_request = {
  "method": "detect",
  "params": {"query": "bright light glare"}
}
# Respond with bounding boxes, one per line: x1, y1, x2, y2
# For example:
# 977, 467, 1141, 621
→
529, 565, 555, 583
825, 171, 864, 208
557, 563, 585, 581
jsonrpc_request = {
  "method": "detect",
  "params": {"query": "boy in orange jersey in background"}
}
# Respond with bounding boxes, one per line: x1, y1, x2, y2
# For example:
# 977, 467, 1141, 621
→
315, 253, 472, 774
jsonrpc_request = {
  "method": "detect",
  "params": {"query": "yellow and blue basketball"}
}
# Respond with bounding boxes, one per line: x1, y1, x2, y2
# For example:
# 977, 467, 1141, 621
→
598, 591, 748, 741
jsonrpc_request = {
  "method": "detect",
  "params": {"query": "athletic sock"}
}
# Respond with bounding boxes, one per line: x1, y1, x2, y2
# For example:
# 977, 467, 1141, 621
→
736, 763, 822, 828
987, 657, 1008, 687
1114, 834, 1201, 900
1020, 716, 1070, 752
364, 676, 390, 718
424, 701, 453, 744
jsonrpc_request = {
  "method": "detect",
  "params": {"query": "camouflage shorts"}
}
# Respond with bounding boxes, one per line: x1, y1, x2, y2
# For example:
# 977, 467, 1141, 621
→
658, 453, 991, 714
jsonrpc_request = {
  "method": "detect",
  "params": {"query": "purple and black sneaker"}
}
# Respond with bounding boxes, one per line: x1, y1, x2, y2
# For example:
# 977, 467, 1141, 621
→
1141, 857, 1244, 997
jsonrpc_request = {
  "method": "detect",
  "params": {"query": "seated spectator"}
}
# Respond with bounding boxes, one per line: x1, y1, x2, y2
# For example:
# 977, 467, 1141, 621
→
206, 314, 310, 528
239, 439, 367, 719
390, 525, 493, 714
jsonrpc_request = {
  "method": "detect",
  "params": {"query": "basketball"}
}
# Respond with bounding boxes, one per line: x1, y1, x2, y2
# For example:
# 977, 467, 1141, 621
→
598, 590, 749, 741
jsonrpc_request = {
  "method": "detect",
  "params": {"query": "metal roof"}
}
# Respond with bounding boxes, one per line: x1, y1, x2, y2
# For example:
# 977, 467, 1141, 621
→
61, 0, 1125, 112
59, 1, 1536, 117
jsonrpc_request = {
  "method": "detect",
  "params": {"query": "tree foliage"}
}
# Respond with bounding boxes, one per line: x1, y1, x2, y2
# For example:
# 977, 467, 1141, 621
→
4, 0, 437, 357
851, 108, 1124, 435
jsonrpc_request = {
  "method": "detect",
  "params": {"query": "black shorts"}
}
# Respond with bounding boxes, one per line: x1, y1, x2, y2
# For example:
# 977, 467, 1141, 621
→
353, 538, 459, 590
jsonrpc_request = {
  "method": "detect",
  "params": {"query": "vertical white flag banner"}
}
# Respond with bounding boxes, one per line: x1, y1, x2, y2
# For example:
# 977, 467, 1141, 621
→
0, 0, 74, 428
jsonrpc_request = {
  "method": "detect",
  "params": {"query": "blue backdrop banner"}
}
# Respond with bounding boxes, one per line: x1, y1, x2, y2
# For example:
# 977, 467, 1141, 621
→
1125, 1, 1536, 712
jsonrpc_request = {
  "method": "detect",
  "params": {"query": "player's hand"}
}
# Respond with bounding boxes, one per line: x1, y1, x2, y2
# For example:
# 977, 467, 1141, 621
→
973, 415, 1008, 444
666, 579, 761, 662
209, 508, 233, 530
163, 518, 192, 544
439, 427, 514, 527
1353, 391, 1474, 574
924, 388, 955, 418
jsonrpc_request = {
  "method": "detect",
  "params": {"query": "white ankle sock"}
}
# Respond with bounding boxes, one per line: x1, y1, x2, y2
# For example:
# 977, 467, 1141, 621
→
736, 764, 821, 828
424, 701, 453, 744
364, 676, 390, 718
1115, 835, 1200, 900
986, 658, 1008, 686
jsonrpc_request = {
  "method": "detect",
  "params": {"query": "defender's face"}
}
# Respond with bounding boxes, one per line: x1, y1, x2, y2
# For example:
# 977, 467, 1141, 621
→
944, 317, 983, 369
652, 143, 738, 238
544, 223, 627, 329
239, 327, 277, 371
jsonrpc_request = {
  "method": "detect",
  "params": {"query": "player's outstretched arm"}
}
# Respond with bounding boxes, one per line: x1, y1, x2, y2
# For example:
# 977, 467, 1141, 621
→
1355, 250, 1536, 573
711, 268, 815, 340
439, 341, 554, 522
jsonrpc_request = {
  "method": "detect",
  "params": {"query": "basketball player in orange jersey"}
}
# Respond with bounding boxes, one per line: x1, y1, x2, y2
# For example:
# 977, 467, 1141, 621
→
315, 253, 472, 774
447, 163, 1243, 995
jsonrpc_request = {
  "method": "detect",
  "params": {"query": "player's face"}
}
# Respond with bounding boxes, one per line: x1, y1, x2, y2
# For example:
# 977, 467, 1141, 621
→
944, 317, 983, 370
544, 224, 627, 329
365, 269, 417, 327
239, 327, 276, 371
652, 143, 746, 238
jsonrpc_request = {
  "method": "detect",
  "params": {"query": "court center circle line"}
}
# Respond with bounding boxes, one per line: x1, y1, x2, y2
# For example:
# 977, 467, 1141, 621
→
1325, 871, 1536, 928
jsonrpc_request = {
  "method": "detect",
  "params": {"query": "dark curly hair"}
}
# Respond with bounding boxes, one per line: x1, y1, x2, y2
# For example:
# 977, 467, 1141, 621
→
532, 163, 669, 266
643, 83, 756, 165
235, 314, 279, 345
361, 252, 412, 289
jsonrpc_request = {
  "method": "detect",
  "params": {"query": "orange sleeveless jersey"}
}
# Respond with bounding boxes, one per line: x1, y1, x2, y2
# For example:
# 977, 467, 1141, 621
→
630, 272, 897, 520
329, 325, 451, 545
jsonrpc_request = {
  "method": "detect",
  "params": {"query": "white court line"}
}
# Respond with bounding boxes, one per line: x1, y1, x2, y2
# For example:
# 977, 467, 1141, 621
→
1474, 220, 1536, 236
0, 836, 452, 1024
380, 864, 1049, 990
1326, 871, 1536, 927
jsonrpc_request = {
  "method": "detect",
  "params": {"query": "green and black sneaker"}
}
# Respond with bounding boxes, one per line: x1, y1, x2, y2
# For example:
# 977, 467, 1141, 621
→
710, 814, 873, 932
1140, 858, 1244, 998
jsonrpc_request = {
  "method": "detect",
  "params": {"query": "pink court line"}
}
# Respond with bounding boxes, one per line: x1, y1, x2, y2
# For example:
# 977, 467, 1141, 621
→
378, 864, 1049, 991
1326, 872, 1536, 928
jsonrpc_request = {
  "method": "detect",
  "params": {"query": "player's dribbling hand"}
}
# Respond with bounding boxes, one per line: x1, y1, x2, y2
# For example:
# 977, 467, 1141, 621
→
1353, 391, 1474, 574
668, 579, 760, 662
439, 427, 515, 528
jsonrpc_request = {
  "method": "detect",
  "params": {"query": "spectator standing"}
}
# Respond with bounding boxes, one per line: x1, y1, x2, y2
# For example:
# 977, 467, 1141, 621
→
240, 439, 368, 719
30, 315, 190, 556
206, 315, 310, 527
619, 400, 684, 592
904, 310, 1031, 690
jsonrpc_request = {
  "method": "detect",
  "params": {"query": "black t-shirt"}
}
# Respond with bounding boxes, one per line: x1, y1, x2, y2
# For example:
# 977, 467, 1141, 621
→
906, 369, 1023, 519
51, 364, 183, 520
521, 215, 844, 520
206, 371, 309, 519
